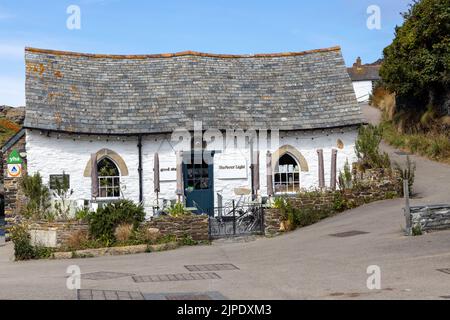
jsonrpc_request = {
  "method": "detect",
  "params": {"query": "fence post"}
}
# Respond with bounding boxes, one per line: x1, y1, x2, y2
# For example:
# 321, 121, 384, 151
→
232, 200, 236, 236
403, 179, 411, 236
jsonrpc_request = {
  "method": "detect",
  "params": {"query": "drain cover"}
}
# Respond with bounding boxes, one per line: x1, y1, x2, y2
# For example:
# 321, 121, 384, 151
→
184, 264, 239, 272
330, 230, 369, 238
77, 289, 144, 300
132, 272, 221, 283
437, 269, 450, 275
82, 271, 134, 280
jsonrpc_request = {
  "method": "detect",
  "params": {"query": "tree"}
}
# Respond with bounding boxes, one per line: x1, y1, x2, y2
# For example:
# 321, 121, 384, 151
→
380, 0, 450, 114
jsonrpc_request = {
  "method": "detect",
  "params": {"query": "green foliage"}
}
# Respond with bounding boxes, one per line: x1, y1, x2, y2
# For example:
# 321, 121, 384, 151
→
87, 200, 145, 245
51, 173, 74, 220
380, 120, 450, 163
380, 0, 450, 114
394, 156, 416, 195
355, 125, 391, 170
10, 223, 35, 260
74, 208, 91, 222
19, 172, 52, 221
179, 234, 198, 246
338, 160, 353, 190
10, 223, 54, 260
412, 224, 423, 236
167, 202, 191, 217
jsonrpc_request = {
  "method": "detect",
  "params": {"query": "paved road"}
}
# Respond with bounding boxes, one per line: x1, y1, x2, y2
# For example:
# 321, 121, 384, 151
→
1, 104, 449, 300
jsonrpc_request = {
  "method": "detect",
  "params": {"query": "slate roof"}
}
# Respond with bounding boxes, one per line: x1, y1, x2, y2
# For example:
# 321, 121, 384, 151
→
25, 46, 362, 135
347, 57, 381, 82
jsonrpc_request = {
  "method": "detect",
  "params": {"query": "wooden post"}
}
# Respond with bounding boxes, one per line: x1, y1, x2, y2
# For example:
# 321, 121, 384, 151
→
317, 149, 325, 188
330, 149, 337, 190
403, 179, 411, 235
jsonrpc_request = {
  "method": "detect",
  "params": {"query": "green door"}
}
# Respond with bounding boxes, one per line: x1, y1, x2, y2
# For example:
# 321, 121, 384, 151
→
183, 152, 214, 216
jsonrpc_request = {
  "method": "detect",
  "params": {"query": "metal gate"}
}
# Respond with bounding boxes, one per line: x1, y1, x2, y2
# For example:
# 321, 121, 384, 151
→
208, 202, 265, 239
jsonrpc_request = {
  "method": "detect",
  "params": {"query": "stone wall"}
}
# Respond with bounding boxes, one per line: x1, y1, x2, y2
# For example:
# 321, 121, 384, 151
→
265, 168, 402, 235
28, 221, 89, 248
410, 205, 450, 233
3, 135, 27, 228
27, 214, 209, 248
145, 214, 209, 241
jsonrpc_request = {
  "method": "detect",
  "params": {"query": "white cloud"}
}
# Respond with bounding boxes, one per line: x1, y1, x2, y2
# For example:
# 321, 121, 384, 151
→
0, 76, 25, 107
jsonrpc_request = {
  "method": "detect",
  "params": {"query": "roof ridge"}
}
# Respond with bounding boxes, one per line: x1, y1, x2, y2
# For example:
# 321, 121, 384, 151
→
25, 46, 341, 59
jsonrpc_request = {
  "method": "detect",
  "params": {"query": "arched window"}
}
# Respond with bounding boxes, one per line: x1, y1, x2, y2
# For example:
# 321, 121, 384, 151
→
274, 153, 300, 194
98, 157, 121, 198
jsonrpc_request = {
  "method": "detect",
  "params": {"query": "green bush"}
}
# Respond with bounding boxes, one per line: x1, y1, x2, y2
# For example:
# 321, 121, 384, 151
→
167, 202, 191, 217
19, 173, 52, 221
10, 223, 54, 260
10, 223, 35, 261
355, 125, 391, 170
87, 200, 145, 245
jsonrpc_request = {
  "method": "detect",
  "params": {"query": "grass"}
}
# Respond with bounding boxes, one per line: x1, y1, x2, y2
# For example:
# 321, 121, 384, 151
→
380, 120, 450, 164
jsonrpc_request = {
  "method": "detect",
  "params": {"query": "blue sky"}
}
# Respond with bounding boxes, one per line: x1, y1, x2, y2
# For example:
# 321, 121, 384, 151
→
0, 0, 411, 106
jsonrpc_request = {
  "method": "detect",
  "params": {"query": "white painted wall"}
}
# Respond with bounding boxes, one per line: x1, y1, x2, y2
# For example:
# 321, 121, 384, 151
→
26, 128, 359, 217
352, 80, 373, 102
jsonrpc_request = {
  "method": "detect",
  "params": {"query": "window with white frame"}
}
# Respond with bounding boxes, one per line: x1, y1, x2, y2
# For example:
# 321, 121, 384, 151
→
274, 153, 300, 194
98, 157, 120, 198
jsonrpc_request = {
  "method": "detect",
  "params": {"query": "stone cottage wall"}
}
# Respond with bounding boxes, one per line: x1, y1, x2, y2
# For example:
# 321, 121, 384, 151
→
2, 135, 27, 227
26, 127, 360, 218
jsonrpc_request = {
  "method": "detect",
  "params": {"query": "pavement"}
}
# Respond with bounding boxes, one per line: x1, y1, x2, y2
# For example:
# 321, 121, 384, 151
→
0, 103, 449, 300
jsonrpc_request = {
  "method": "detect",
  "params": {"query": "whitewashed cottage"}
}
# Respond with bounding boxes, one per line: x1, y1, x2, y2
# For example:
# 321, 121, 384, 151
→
3, 46, 363, 219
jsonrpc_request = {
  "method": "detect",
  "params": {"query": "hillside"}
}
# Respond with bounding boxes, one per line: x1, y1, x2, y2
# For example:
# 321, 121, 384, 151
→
0, 105, 25, 146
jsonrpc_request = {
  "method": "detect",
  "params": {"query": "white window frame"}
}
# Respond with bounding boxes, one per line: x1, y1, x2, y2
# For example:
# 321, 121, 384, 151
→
274, 154, 300, 195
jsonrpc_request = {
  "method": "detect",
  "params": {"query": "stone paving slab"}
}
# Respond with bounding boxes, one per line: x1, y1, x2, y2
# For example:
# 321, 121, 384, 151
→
132, 272, 221, 283
82, 271, 135, 280
77, 289, 145, 300
184, 263, 239, 272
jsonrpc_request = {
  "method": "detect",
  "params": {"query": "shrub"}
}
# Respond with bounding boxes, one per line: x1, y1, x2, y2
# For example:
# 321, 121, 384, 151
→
180, 234, 197, 246
338, 160, 353, 190
167, 202, 191, 217
114, 223, 134, 243
51, 173, 74, 220
87, 200, 145, 245
412, 224, 423, 236
63, 229, 90, 251
10, 223, 35, 261
74, 208, 91, 222
10, 223, 54, 260
19, 173, 52, 220
135, 226, 161, 244
355, 125, 391, 170
394, 156, 416, 195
